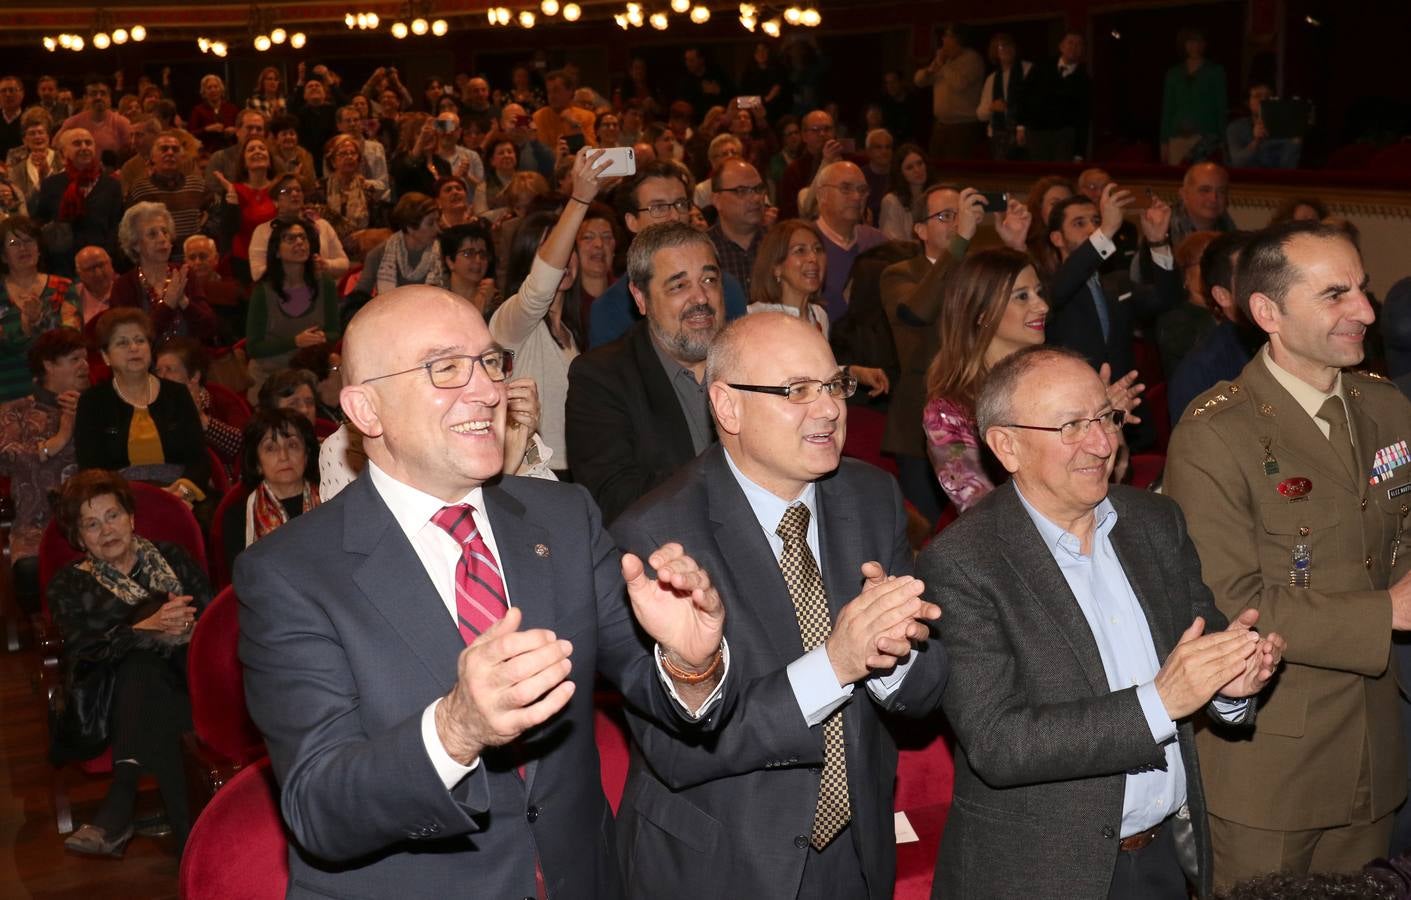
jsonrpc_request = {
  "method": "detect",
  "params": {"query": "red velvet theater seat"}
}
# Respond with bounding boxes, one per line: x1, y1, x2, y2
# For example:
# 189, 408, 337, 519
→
179, 757, 289, 900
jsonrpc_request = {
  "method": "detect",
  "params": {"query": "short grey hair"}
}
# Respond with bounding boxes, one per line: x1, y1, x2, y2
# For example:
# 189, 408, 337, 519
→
118, 202, 175, 263
974, 344, 1089, 436
626, 222, 714, 294
704, 314, 750, 387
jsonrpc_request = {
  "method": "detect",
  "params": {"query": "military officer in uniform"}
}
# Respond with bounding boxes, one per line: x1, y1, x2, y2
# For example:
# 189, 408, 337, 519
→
1165, 221, 1411, 890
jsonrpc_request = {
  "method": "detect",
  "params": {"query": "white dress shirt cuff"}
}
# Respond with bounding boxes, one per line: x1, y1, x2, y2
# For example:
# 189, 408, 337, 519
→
864, 648, 917, 702
1149, 245, 1175, 270
654, 639, 731, 721
1210, 694, 1251, 723
788, 645, 853, 727
1089, 231, 1117, 258
1136, 680, 1177, 744
421, 698, 478, 790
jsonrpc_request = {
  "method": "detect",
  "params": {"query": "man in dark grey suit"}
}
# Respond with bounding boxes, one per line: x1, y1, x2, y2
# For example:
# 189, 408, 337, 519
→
612, 312, 949, 900
237, 285, 731, 899
918, 345, 1284, 900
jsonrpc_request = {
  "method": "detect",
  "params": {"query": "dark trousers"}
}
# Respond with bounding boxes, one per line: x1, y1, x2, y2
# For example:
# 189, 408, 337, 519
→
1107, 821, 1188, 900
798, 826, 869, 900
104, 649, 194, 849
1389, 642, 1411, 854
1026, 126, 1077, 163
928, 121, 983, 161
13, 555, 39, 616
895, 453, 946, 527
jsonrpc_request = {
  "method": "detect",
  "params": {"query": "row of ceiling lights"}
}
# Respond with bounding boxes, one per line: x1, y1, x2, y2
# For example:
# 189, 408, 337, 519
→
38, 4, 824, 53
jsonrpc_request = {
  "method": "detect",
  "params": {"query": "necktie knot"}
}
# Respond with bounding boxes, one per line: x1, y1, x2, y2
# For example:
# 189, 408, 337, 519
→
1317, 396, 1348, 428
432, 504, 478, 544
776, 503, 811, 544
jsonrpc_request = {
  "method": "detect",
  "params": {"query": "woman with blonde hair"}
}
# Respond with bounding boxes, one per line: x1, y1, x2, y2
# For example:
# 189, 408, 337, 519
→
247, 66, 286, 118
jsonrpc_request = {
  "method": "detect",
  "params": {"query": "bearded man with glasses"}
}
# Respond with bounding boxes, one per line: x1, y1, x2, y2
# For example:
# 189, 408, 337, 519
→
919, 343, 1283, 900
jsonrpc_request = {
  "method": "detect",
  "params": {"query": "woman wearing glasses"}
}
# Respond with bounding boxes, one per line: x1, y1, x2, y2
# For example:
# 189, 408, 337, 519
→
747, 218, 890, 397
439, 221, 498, 314
0, 216, 78, 402
487, 148, 612, 476
246, 217, 341, 392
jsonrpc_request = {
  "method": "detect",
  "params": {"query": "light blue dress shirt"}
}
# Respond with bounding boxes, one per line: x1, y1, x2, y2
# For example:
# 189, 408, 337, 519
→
1015, 486, 1246, 837
724, 449, 915, 726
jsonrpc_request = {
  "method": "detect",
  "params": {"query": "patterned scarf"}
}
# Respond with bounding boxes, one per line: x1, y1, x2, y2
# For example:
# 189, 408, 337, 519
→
76, 535, 190, 646
377, 231, 444, 290
246, 480, 319, 545
58, 160, 101, 222
327, 175, 370, 232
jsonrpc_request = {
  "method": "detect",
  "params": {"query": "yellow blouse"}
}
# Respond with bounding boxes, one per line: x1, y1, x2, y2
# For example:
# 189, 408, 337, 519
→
126, 407, 165, 466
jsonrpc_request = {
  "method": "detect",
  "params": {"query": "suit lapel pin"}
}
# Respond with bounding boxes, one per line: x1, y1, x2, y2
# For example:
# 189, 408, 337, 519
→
1349, 387, 1361, 399
534, 543, 550, 558
1259, 403, 1275, 417
1261, 438, 1279, 475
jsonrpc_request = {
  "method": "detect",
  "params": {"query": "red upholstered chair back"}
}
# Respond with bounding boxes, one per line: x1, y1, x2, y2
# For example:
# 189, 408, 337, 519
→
38, 480, 209, 622
206, 382, 252, 429
840, 405, 899, 476
1145, 381, 1172, 452
178, 757, 289, 900
208, 485, 249, 592
189, 586, 265, 764
207, 447, 232, 496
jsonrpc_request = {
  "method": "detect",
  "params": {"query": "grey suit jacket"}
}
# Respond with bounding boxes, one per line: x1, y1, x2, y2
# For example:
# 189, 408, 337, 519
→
236, 472, 722, 900
918, 483, 1229, 900
610, 445, 950, 900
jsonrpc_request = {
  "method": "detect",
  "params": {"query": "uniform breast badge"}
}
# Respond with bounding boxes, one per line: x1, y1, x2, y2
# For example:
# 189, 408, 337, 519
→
1370, 440, 1409, 486
1290, 544, 1312, 587
1261, 438, 1279, 476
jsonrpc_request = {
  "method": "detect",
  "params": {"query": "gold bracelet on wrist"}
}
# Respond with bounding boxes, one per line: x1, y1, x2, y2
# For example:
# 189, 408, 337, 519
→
660, 644, 723, 685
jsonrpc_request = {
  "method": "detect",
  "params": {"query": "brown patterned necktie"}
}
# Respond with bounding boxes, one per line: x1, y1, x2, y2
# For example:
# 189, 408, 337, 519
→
775, 503, 851, 849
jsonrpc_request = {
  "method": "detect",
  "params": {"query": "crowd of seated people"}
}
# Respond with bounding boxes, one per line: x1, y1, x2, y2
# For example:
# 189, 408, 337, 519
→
2, 27, 1410, 900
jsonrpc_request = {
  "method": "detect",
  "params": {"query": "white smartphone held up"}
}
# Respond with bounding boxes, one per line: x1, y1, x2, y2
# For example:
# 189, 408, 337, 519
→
597, 146, 636, 177
737, 95, 763, 109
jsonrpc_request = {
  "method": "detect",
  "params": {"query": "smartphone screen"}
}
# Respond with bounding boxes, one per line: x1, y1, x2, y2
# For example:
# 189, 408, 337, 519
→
563, 133, 586, 155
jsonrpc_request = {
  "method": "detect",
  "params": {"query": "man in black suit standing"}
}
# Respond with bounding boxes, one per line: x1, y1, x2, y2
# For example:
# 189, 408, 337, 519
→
237, 284, 731, 899
1045, 187, 1183, 383
612, 312, 949, 900
1015, 30, 1091, 162
567, 222, 725, 524
29, 128, 124, 277
919, 345, 1283, 899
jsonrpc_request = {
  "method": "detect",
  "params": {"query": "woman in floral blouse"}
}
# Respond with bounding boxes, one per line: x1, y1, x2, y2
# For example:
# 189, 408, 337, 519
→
0, 216, 79, 402
923, 249, 1048, 512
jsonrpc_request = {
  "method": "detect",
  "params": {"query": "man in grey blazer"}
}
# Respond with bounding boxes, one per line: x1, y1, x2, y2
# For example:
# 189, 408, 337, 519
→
237, 285, 731, 899
918, 345, 1284, 900
612, 312, 949, 900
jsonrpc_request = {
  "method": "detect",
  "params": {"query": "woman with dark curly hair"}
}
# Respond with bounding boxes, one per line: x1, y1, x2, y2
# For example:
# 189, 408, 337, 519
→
220, 406, 319, 573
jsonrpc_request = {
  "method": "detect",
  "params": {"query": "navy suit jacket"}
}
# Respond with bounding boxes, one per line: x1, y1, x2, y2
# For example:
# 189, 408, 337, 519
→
610, 446, 950, 900
236, 472, 724, 899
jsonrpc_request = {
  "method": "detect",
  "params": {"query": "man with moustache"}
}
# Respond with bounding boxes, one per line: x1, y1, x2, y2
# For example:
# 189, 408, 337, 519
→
567, 222, 725, 525
923, 344, 1282, 898
1166, 221, 1411, 888
237, 283, 732, 899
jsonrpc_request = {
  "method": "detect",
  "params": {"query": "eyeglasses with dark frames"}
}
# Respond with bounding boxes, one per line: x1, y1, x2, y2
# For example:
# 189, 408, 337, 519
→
716, 184, 768, 199
1002, 409, 1126, 444
636, 198, 692, 219
360, 349, 515, 388
727, 374, 858, 404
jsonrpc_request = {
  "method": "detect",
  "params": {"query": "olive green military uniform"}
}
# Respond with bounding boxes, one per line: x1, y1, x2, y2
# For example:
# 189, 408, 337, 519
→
1165, 351, 1411, 888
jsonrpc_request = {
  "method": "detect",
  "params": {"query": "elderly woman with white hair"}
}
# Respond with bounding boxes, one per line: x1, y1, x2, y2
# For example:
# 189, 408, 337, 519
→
188, 74, 239, 155
110, 202, 221, 346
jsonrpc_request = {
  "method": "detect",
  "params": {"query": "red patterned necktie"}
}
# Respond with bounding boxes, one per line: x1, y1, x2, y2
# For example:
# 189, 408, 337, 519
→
431, 504, 507, 643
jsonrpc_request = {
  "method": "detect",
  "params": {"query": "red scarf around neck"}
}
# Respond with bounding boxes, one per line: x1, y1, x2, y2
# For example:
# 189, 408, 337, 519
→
58, 160, 100, 222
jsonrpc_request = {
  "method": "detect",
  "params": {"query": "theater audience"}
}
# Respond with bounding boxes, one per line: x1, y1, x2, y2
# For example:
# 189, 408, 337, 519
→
123, 131, 210, 260
221, 407, 319, 574
1269, 195, 1328, 226
389, 113, 450, 198
212, 136, 276, 284
1023, 174, 1073, 275
7, 109, 60, 204
812, 160, 887, 322
204, 109, 267, 192
1228, 83, 1303, 170
746, 218, 830, 334
1154, 230, 1221, 375
0, 325, 86, 614
61, 79, 132, 160
434, 175, 475, 229
187, 75, 239, 155
878, 143, 930, 241
72, 246, 115, 328
777, 109, 841, 219
474, 136, 520, 215
111, 203, 220, 346
322, 134, 385, 250
50, 471, 207, 857
246, 218, 340, 390
574, 203, 617, 328
287, 342, 343, 424
256, 367, 317, 426
0, 216, 78, 401
1169, 161, 1236, 249
977, 33, 1031, 160
705, 158, 767, 293
246, 67, 287, 119
267, 115, 319, 194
